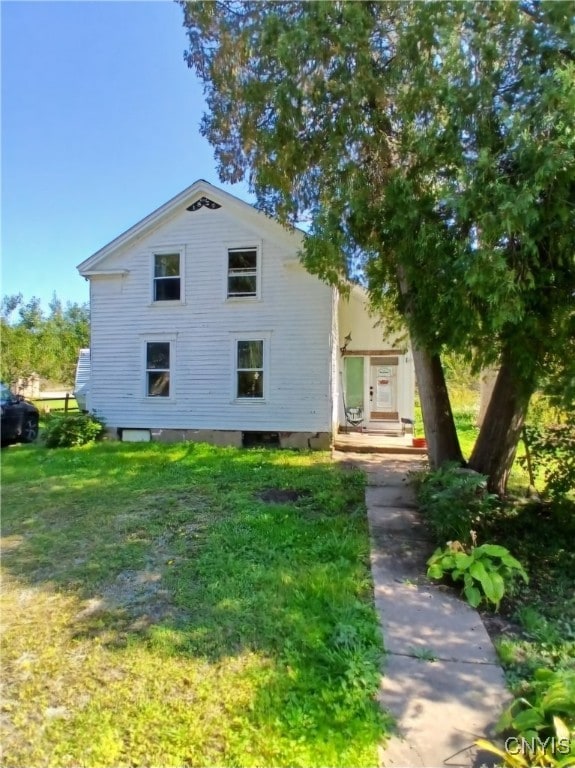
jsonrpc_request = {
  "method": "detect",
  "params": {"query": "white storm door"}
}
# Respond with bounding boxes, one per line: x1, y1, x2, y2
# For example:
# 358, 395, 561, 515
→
369, 358, 398, 421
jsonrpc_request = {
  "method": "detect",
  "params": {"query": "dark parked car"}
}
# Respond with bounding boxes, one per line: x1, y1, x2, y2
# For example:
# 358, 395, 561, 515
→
0, 383, 39, 445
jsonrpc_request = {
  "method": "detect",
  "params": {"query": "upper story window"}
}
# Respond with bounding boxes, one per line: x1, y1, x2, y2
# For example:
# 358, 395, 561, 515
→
227, 247, 258, 299
153, 253, 181, 301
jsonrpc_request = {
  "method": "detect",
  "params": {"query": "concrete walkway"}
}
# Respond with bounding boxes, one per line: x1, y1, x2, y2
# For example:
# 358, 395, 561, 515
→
335, 452, 510, 768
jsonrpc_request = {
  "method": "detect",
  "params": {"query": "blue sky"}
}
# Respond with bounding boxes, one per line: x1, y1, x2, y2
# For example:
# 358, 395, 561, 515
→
1, 0, 252, 308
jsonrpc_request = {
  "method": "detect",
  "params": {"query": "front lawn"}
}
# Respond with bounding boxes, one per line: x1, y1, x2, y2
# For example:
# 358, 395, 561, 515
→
1, 441, 388, 767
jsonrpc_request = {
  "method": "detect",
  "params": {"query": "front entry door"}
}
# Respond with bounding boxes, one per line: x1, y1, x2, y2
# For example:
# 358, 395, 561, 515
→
369, 358, 398, 423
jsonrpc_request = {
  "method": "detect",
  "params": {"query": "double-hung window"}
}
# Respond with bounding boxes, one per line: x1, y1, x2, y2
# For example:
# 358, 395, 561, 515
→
146, 341, 171, 397
227, 248, 258, 298
153, 252, 181, 302
236, 340, 264, 398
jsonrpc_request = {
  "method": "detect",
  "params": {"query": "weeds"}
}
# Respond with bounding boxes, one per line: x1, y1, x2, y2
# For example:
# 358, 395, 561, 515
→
415, 463, 499, 547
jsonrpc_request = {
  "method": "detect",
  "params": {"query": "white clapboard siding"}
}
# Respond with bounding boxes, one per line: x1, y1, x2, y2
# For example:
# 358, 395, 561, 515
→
85, 196, 333, 432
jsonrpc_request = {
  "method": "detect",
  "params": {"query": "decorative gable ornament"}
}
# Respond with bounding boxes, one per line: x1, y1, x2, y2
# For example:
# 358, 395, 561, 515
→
77, 179, 302, 275
187, 196, 222, 212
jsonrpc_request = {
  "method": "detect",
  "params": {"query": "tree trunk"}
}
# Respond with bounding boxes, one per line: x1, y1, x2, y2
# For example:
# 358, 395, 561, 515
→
469, 344, 537, 495
412, 343, 464, 469
477, 367, 498, 427
395, 264, 463, 469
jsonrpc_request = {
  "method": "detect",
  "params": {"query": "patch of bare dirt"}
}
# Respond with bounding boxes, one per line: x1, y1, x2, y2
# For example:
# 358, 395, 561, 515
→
480, 610, 526, 645
256, 488, 311, 504
73, 529, 190, 636
0, 535, 24, 553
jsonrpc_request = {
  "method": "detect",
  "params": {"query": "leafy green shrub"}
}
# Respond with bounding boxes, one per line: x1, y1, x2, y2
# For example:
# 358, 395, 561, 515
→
498, 668, 575, 736
427, 541, 528, 609
521, 418, 575, 499
477, 668, 575, 767
43, 412, 105, 448
415, 463, 499, 546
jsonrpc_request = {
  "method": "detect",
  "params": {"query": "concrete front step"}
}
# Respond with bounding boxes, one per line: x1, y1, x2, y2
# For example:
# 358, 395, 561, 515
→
334, 441, 427, 455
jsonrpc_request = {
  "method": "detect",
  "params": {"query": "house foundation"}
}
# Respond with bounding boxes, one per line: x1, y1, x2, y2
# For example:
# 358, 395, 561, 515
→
113, 427, 332, 450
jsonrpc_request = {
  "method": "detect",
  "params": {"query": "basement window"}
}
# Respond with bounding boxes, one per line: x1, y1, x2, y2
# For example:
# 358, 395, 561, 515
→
242, 431, 280, 448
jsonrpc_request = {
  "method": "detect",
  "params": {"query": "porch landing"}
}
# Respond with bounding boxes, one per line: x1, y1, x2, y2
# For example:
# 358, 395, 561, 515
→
333, 431, 428, 455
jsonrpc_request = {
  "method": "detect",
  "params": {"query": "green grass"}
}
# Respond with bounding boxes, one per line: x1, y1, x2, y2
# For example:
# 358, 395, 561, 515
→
451, 408, 531, 488
414, 394, 480, 461
452, 408, 479, 460
33, 396, 79, 414
416, 397, 532, 487
0, 441, 389, 767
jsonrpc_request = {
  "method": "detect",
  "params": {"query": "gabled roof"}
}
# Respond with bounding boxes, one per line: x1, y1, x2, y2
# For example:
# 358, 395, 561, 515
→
77, 179, 302, 275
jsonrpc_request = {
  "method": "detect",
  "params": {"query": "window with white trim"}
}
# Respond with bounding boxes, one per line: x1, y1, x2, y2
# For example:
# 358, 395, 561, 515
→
146, 341, 171, 397
153, 252, 181, 301
236, 339, 264, 398
227, 248, 258, 298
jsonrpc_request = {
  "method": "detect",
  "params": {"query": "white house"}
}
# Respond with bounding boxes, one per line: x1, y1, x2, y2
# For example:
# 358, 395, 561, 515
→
77, 180, 414, 448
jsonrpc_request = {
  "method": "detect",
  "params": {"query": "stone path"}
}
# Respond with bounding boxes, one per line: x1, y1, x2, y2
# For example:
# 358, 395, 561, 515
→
335, 452, 510, 768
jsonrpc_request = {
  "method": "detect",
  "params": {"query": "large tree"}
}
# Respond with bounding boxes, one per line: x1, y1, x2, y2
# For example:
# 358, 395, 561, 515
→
0, 294, 90, 387
181, 1, 575, 493
342, 1, 575, 492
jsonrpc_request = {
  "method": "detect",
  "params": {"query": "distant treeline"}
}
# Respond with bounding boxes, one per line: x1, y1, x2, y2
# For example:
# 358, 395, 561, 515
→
1, 294, 89, 388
